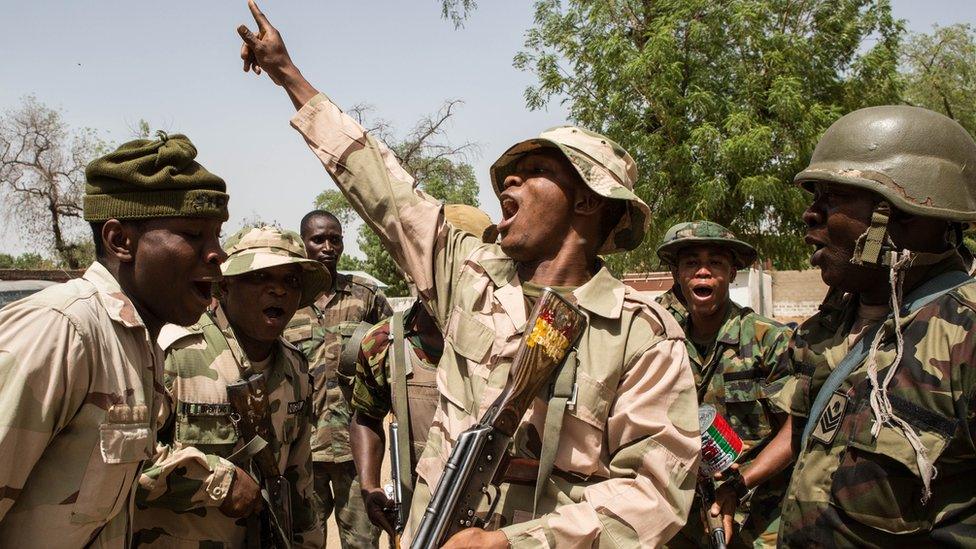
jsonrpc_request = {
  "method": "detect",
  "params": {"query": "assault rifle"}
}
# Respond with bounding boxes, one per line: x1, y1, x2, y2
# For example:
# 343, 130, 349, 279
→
411, 289, 586, 549
227, 372, 293, 549
385, 420, 406, 548
696, 475, 727, 549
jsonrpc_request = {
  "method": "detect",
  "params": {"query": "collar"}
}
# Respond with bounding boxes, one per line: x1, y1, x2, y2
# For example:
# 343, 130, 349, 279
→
714, 301, 744, 346
210, 303, 294, 382
573, 265, 625, 319
84, 261, 147, 330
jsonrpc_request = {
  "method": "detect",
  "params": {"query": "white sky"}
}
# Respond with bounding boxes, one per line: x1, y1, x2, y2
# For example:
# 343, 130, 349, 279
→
1, 0, 974, 259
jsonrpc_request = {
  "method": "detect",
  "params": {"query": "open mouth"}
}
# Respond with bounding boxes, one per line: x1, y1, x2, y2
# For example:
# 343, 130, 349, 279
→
498, 196, 520, 232
263, 306, 285, 321
691, 286, 714, 299
192, 280, 213, 302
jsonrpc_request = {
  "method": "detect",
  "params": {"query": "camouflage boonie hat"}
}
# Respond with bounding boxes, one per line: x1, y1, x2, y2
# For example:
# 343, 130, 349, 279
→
444, 204, 498, 243
489, 126, 650, 254
221, 226, 330, 308
795, 105, 976, 222
656, 221, 757, 269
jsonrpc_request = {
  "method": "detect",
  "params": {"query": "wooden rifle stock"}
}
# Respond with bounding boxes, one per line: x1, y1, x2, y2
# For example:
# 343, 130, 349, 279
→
410, 289, 586, 548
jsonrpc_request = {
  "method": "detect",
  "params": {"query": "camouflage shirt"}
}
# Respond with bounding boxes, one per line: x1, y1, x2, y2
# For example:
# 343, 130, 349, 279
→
291, 94, 701, 548
351, 304, 444, 471
283, 273, 392, 463
775, 257, 976, 547
658, 289, 793, 544
134, 304, 322, 548
0, 262, 227, 548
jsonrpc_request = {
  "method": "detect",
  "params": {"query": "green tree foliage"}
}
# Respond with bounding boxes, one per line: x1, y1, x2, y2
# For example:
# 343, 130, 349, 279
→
313, 101, 479, 296
0, 252, 58, 270
440, 0, 477, 28
902, 24, 976, 136
515, 0, 903, 272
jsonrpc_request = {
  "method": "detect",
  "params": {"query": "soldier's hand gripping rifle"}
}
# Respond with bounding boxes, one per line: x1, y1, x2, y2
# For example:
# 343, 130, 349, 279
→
411, 289, 587, 549
227, 372, 293, 549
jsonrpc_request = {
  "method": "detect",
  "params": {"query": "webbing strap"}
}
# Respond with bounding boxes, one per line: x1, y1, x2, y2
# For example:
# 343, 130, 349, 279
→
228, 435, 268, 467
801, 269, 973, 446
390, 311, 415, 503
851, 204, 892, 267
533, 349, 578, 517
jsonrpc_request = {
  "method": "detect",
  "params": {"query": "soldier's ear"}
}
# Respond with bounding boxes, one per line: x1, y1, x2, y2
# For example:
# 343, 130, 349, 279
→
102, 219, 137, 263
573, 187, 603, 216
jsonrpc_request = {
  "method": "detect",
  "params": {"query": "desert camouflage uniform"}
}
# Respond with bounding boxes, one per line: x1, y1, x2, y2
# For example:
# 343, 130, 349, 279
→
290, 94, 700, 547
0, 262, 231, 547
657, 289, 792, 548
284, 273, 391, 547
132, 304, 321, 547
351, 302, 444, 476
772, 255, 976, 547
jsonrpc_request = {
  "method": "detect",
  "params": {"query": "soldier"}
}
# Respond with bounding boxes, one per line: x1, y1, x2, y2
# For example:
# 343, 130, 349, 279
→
711, 105, 976, 546
283, 208, 393, 548
348, 205, 498, 536
133, 226, 328, 547
0, 133, 232, 546
237, 4, 701, 547
655, 221, 793, 548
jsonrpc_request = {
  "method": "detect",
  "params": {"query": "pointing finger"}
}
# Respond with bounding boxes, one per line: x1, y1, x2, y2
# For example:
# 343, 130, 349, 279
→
248, 0, 272, 32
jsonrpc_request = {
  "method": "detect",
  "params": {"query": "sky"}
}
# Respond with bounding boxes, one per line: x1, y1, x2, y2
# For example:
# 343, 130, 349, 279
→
2, 0, 975, 260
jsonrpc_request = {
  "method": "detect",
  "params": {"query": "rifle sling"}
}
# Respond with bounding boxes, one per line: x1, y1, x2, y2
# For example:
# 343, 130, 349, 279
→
228, 435, 269, 467
533, 348, 578, 518
390, 311, 415, 506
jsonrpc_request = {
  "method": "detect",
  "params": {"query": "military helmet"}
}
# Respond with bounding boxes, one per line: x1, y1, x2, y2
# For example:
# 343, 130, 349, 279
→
795, 105, 976, 222
221, 226, 330, 308
489, 126, 650, 254
656, 221, 757, 269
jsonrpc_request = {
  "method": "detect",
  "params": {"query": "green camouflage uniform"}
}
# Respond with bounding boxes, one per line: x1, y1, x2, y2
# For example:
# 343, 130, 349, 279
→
290, 95, 701, 547
133, 305, 322, 548
658, 290, 792, 548
351, 301, 444, 476
284, 273, 391, 547
778, 105, 976, 546
774, 255, 976, 546
133, 226, 327, 548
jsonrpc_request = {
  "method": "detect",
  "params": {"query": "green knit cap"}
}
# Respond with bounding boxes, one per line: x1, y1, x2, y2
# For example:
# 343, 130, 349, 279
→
84, 132, 229, 222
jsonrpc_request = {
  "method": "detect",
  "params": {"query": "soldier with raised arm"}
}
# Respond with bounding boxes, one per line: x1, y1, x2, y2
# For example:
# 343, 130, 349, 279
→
710, 106, 976, 546
0, 133, 242, 547
236, 3, 701, 547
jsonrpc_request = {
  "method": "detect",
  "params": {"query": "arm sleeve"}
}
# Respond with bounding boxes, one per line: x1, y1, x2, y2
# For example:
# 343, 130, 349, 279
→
761, 326, 795, 413
350, 325, 393, 420
501, 338, 701, 548
290, 95, 484, 326
0, 306, 89, 521
136, 355, 235, 511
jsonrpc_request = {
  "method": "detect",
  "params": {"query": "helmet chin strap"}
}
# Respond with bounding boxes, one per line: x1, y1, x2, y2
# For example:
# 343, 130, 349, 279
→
851, 200, 961, 503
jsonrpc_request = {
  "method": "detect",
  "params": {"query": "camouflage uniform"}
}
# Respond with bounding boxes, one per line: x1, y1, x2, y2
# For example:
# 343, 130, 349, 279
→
0, 133, 230, 547
133, 226, 327, 548
656, 221, 793, 548
351, 301, 444, 476
290, 95, 700, 547
658, 291, 792, 548
775, 106, 976, 546
284, 273, 391, 547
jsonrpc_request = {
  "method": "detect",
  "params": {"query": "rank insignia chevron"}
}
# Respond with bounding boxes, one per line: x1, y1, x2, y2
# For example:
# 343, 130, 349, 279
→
811, 391, 849, 445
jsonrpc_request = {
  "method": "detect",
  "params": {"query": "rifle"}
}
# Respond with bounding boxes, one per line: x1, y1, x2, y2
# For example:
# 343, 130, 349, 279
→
696, 475, 727, 549
385, 420, 406, 548
226, 372, 293, 549
411, 289, 586, 549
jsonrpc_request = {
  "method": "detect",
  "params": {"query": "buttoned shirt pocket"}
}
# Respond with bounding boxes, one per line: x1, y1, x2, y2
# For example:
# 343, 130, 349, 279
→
71, 405, 151, 525
563, 371, 614, 476
176, 402, 240, 449
722, 370, 771, 445
829, 397, 954, 534
449, 309, 494, 364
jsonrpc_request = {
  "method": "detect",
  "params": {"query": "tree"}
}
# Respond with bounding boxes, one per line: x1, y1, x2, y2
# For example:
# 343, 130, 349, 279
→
0, 252, 58, 270
440, 0, 478, 28
902, 24, 976, 136
514, 0, 903, 272
0, 96, 108, 268
313, 101, 479, 296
